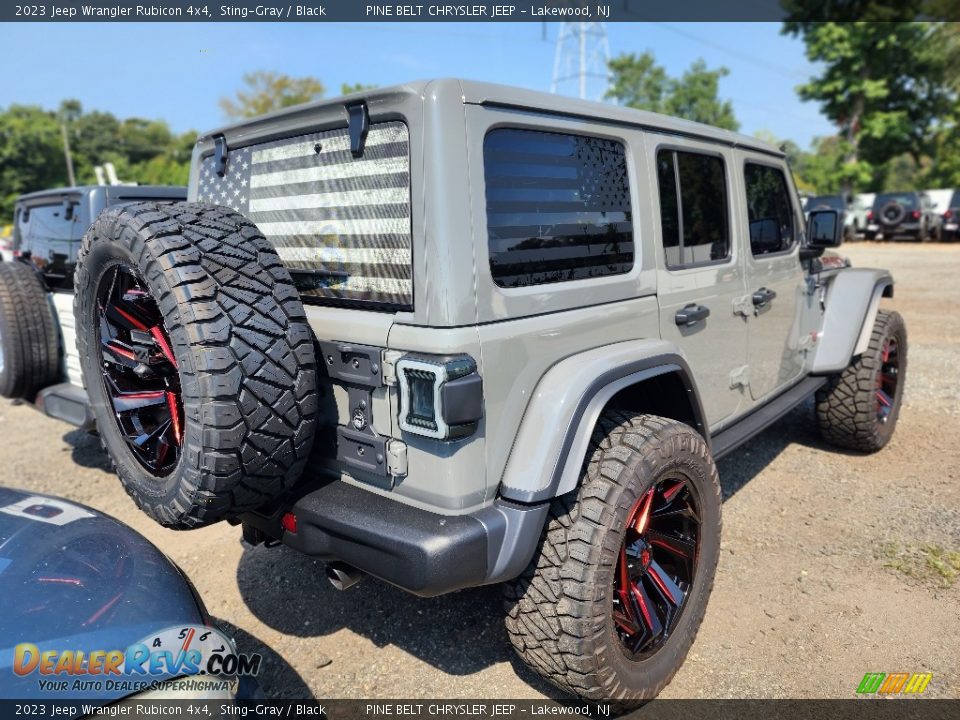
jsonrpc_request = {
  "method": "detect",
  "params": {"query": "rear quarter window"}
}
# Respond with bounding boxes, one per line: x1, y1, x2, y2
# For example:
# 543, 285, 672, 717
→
483, 128, 634, 288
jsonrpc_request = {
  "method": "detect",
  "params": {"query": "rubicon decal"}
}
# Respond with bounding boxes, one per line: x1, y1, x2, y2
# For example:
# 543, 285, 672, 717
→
13, 625, 261, 681
856, 672, 932, 695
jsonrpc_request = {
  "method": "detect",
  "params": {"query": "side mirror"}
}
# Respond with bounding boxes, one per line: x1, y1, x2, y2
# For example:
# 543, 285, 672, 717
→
807, 209, 843, 248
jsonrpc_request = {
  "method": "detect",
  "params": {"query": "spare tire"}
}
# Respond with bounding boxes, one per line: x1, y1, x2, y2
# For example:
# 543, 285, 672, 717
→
0, 261, 61, 399
73, 202, 318, 528
879, 201, 906, 227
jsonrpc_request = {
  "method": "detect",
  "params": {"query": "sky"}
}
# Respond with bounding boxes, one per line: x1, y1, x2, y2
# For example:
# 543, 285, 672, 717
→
0, 21, 835, 149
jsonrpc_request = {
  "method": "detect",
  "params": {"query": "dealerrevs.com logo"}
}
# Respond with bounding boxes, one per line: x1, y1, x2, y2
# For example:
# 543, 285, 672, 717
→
12, 625, 261, 693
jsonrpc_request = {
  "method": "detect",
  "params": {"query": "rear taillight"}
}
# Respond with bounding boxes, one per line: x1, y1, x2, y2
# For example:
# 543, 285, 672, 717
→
281, 512, 297, 534
911, 210, 921, 220
945, 210, 954, 220
867, 211, 874, 222
397, 355, 483, 440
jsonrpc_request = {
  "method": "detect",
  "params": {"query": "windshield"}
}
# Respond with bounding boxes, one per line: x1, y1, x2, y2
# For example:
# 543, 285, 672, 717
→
807, 195, 845, 211
874, 192, 918, 210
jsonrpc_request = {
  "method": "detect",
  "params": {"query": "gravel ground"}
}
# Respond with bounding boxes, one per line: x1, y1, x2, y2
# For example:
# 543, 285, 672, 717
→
1, 242, 958, 700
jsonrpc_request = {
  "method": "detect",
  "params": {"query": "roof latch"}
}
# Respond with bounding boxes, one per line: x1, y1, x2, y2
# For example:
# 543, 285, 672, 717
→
213, 135, 229, 177
347, 103, 369, 158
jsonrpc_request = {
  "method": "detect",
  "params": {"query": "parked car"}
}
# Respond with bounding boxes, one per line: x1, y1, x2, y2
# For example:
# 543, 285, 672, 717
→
942, 189, 959, 241
0, 488, 255, 703
865, 190, 942, 241
0, 185, 185, 424
0, 80, 906, 706
805, 194, 868, 241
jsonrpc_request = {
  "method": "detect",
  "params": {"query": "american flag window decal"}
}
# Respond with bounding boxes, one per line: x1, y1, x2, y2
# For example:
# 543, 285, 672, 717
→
197, 121, 412, 309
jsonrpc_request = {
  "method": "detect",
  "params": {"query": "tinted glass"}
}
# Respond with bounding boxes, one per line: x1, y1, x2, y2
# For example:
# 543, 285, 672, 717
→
745, 163, 796, 256
873, 193, 918, 210
21, 204, 74, 244
656, 152, 682, 267
484, 129, 633, 288
656, 149, 729, 267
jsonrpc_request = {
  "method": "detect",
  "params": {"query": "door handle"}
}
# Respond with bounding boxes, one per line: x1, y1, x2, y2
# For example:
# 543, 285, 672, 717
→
752, 287, 777, 308
675, 303, 711, 326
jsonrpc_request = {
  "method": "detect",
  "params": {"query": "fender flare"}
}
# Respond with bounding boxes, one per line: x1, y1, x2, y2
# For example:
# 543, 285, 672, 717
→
811, 268, 894, 375
498, 339, 707, 505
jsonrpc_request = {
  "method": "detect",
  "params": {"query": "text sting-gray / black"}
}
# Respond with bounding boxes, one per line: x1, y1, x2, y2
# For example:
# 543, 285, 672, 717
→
197, 121, 412, 308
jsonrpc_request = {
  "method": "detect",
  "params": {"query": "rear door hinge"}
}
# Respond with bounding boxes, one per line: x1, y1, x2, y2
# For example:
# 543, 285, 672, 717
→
729, 365, 751, 389
346, 102, 370, 157
381, 350, 404, 386
386, 439, 408, 481
213, 135, 229, 177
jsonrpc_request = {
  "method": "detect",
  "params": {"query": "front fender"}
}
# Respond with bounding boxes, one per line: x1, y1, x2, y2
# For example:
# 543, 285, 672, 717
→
498, 340, 706, 505
811, 268, 893, 375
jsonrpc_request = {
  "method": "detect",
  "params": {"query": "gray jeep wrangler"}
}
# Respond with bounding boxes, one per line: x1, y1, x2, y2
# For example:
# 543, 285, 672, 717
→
1, 80, 905, 704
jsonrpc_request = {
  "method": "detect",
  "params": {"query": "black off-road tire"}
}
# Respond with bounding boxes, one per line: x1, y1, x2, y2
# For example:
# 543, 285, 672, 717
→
816, 309, 906, 453
74, 202, 318, 528
0, 261, 61, 399
503, 412, 721, 707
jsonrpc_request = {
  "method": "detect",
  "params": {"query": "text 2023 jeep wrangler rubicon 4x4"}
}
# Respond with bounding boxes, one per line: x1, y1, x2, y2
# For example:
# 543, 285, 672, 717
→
0, 81, 905, 705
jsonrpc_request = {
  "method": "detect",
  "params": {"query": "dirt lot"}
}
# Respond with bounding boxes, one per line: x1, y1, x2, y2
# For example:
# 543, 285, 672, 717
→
2, 242, 958, 700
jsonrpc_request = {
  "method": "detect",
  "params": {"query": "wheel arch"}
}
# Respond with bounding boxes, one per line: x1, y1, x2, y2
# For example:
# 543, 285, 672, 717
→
811, 268, 894, 375
498, 340, 707, 505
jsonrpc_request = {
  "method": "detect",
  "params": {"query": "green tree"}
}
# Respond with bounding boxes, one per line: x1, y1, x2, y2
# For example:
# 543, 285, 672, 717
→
340, 82, 378, 96
782, 19, 954, 193
219, 71, 326, 120
607, 53, 739, 130
0, 105, 65, 221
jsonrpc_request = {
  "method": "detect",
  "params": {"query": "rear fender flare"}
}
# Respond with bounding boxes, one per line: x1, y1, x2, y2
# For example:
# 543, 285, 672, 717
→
498, 340, 707, 505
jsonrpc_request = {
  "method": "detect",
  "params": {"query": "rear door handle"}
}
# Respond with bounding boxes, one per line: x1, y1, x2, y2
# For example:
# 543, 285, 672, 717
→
752, 287, 777, 308
675, 303, 711, 326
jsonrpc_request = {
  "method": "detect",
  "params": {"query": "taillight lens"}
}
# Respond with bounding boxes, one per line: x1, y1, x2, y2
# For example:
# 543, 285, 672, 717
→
911, 210, 921, 220
867, 211, 874, 222
945, 210, 954, 219
397, 355, 482, 440
281, 512, 297, 534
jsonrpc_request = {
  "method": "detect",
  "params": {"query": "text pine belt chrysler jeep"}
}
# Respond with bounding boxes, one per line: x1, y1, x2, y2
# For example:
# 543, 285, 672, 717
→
0, 80, 906, 705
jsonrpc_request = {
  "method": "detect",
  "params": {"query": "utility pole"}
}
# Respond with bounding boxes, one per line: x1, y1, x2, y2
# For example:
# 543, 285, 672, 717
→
550, 21, 611, 101
60, 122, 76, 187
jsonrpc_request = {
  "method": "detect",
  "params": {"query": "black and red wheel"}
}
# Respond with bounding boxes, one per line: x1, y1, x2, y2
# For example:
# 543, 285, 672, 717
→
74, 202, 318, 528
817, 309, 907, 453
613, 476, 700, 659
504, 412, 721, 707
94, 264, 184, 476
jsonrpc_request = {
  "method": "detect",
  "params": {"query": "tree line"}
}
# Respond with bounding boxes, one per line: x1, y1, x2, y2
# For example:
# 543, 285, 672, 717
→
2, 17, 958, 224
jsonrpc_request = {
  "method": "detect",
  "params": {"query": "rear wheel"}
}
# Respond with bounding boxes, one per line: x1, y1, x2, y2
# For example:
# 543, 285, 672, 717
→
0, 261, 60, 399
816, 309, 906, 452
503, 413, 721, 707
74, 202, 318, 528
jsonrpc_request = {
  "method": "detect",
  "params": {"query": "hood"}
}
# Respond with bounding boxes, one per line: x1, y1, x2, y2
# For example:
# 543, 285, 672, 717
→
0, 488, 206, 700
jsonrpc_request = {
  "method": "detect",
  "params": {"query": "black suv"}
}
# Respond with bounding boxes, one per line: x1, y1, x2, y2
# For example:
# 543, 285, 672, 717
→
943, 189, 959, 241
865, 190, 942, 241
12, 185, 186, 288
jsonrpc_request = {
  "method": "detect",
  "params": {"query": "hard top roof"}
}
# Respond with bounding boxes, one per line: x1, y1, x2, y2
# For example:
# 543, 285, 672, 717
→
199, 78, 784, 158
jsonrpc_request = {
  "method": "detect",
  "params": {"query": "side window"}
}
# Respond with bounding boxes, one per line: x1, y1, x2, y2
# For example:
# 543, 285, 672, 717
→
744, 163, 796, 256
655, 149, 730, 268
483, 128, 634, 288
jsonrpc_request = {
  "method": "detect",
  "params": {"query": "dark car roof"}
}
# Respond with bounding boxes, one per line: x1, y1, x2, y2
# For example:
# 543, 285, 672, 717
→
16, 185, 186, 206
0, 488, 205, 699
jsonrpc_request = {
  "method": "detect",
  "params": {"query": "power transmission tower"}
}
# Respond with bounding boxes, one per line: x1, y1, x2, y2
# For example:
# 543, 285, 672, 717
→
550, 22, 611, 101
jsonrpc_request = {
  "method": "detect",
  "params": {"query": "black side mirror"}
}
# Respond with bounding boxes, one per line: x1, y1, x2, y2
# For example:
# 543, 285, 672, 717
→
807, 209, 843, 248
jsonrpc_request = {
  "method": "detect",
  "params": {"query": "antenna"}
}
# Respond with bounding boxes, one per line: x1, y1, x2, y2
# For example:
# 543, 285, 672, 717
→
550, 21, 611, 101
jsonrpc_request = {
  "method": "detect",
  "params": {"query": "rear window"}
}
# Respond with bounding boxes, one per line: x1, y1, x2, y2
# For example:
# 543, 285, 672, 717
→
197, 121, 412, 309
483, 128, 634, 288
19, 203, 74, 245
873, 193, 918, 210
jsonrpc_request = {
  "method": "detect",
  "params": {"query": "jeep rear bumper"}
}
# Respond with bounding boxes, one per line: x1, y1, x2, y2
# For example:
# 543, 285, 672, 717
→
239, 480, 549, 597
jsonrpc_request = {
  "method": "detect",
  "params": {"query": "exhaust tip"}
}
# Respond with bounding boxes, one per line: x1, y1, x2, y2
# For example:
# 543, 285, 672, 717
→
325, 561, 364, 591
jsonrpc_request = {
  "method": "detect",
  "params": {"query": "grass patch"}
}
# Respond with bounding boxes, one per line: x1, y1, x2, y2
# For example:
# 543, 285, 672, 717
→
879, 541, 960, 588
